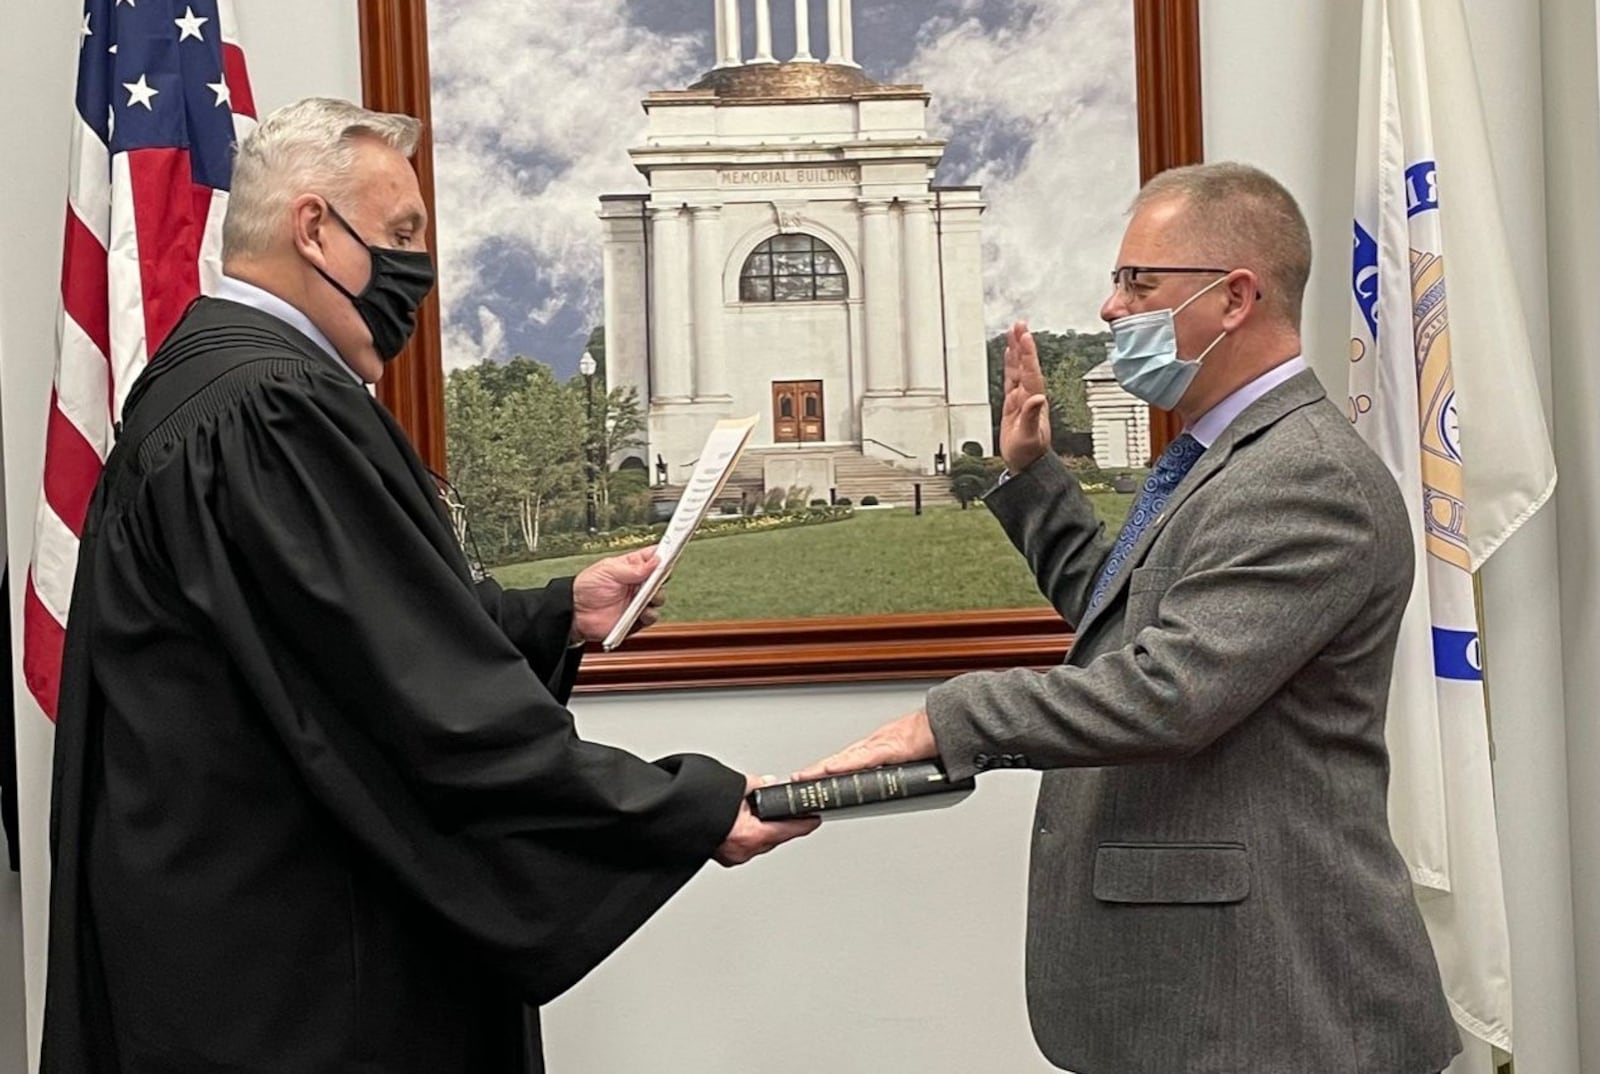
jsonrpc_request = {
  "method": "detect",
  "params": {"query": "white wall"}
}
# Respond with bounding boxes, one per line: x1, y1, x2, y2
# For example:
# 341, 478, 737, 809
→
1201, 2, 1593, 1071
1541, 0, 1600, 1062
548, 682, 1057, 1073
0, 3, 361, 1069
0, 0, 82, 1059
0, 3, 89, 1064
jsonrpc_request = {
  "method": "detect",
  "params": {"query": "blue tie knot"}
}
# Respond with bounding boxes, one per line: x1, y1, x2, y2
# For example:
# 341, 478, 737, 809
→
1146, 432, 1205, 491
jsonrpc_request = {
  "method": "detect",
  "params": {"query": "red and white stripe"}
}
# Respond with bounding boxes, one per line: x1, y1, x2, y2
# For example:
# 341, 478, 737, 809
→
24, 8, 256, 720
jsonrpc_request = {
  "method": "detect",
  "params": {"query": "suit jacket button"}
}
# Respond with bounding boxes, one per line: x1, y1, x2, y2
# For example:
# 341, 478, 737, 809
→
974, 753, 991, 770
1014, 753, 1028, 767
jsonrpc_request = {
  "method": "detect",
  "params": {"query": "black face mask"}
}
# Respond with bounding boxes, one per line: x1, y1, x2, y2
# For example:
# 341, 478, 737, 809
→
313, 202, 435, 362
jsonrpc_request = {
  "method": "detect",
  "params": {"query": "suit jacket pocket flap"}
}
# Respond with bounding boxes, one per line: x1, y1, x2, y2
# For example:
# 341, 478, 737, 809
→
1093, 843, 1250, 904
1126, 565, 1178, 594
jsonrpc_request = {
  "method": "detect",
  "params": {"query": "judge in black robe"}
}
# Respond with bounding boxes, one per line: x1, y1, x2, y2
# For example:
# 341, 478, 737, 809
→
42, 98, 808, 1074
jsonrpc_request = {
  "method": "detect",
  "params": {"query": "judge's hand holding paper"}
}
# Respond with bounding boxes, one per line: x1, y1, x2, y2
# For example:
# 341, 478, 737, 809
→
601, 414, 759, 650
570, 546, 668, 645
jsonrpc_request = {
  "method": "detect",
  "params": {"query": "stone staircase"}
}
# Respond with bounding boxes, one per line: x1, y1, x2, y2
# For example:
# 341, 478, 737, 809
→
655, 445, 958, 510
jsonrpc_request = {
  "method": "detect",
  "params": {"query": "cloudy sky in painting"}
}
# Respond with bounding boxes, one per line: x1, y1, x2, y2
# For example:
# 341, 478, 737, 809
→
425, 0, 1138, 375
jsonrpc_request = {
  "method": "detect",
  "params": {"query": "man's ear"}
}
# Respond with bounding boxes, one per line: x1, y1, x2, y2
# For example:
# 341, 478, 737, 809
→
1222, 269, 1260, 329
290, 195, 331, 267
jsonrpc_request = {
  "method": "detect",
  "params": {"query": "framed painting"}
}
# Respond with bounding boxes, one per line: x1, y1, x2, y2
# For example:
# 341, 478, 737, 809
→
358, 0, 1200, 691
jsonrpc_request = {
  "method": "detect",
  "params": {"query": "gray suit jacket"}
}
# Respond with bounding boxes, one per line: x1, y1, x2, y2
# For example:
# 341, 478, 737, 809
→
927, 371, 1460, 1074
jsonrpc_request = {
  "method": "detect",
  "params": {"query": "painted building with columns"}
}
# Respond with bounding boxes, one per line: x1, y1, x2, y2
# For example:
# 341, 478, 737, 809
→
600, 0, 992, 485
1083, 359, 1152, 471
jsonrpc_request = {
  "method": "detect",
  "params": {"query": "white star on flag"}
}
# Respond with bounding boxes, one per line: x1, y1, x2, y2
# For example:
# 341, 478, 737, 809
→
174, 6, 208, 42
80, 13, 92, 43
123, 74, 158, 110
207, 78, 231, 107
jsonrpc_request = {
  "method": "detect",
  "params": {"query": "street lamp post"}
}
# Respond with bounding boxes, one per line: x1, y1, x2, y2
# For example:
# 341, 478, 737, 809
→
578, 350, 598, 535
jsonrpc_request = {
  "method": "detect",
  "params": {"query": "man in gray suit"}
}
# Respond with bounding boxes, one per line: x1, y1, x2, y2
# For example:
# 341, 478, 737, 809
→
800, 163, 1461, 1073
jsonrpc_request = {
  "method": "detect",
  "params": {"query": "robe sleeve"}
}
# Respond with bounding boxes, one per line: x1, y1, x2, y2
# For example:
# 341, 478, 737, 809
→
174, 368, 744, 1003
473, 575, 583, 702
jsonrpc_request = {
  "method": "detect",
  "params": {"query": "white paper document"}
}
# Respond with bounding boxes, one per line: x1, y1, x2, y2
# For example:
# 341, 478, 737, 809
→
601, 414, 759, 651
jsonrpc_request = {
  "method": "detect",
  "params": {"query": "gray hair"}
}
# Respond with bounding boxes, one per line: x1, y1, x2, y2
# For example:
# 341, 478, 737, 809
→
223, 97, 421, 260
1132, 162, 1313, 328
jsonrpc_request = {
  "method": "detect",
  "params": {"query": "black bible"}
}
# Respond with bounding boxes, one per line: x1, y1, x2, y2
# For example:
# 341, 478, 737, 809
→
749, 762, 976, 820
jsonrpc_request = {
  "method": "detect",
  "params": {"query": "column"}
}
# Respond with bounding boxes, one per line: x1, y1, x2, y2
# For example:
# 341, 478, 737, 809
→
900, 199, 942, 393
650, 206, 692, 402
714, 0, 729, 67
792, 0, 815, 62
860, 199, 901, 394
753, 0, 775, 63
825, 0, 844, 64
721, 0, 742, 66
839, 0, 857, 66
602, 240, 621, 395
689, 205, 728, 400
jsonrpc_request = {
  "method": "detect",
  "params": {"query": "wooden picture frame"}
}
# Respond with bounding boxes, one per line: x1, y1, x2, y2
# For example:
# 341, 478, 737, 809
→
357, 0, 1202, 692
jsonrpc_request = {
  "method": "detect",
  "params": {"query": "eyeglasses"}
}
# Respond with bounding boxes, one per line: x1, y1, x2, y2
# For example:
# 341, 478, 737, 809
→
1110, 265, 1232, 295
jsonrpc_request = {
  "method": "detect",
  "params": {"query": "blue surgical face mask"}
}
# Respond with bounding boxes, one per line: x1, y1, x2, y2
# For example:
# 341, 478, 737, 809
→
1108, 275, 1231, 410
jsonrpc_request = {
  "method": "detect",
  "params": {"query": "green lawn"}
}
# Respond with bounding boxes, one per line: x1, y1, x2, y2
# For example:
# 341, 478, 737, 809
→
490, 494, 1135, 621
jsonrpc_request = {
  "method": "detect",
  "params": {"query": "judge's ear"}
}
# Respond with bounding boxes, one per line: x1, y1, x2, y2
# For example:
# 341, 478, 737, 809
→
290, 195, 335, 269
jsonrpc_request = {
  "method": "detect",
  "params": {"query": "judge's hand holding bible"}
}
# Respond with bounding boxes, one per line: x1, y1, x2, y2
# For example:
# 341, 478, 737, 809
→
715, 776, 820, 866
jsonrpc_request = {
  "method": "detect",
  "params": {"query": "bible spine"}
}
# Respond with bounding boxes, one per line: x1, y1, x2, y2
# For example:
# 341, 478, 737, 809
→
749, 762, 974, 820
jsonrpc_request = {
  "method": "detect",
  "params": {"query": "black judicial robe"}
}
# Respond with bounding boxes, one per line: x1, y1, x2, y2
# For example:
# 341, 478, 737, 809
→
42, 298, 746, 1074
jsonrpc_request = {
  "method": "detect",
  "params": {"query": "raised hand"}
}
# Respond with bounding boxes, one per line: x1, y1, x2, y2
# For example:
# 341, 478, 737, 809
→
998, 320, 1051, 474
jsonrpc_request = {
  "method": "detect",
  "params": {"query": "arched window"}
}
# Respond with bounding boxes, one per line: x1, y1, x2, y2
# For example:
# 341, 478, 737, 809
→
740, 234, 848, 302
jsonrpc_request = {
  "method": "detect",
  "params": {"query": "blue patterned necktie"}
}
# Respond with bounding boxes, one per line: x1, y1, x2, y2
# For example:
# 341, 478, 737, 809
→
1088, 433, 1206, 611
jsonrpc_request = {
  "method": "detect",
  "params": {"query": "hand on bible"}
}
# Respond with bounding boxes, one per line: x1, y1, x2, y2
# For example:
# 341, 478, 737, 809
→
791, 710, 939, 782
571, 547, 666, 642
998, 320, 1051, 475
714, 775, 821, 867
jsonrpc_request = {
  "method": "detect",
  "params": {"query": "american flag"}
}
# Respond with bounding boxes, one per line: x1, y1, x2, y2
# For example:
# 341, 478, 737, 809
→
23, 0, 256, 719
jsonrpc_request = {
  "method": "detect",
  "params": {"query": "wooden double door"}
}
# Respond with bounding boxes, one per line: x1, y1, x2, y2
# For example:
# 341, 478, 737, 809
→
772, 380, 824, 443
